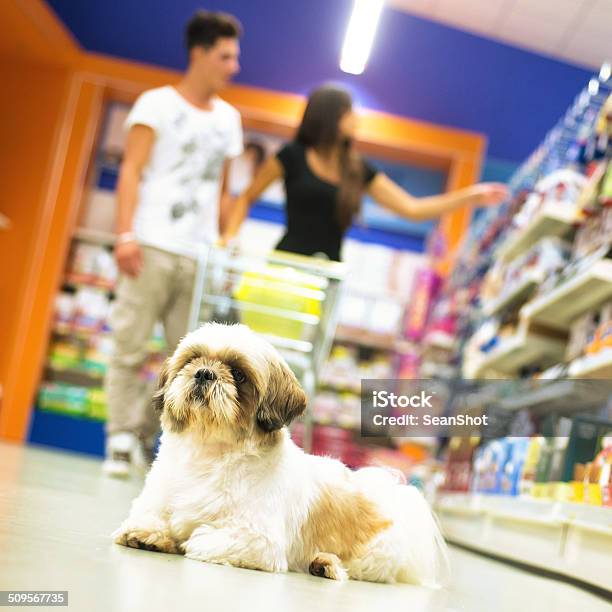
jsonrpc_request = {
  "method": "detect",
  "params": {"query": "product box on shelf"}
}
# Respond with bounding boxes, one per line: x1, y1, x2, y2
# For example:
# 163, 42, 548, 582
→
443, 436, 479, 493
66, 241, 117, 289
403, 267, 441, 342
38, 383, 107, 421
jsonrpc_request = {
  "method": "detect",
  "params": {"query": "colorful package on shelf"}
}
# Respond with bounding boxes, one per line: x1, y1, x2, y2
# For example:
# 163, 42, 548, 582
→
67, 242, 117, 289
511, 169, 587, 232
601, 160, 612, 206
576, 159, 608, 214
532, 417, 572, 499
589, 432, 612, 506
54, 291, 77, 330
570, 463, 586, 503
94, 247, 118, 288
319, 344, 360, 391
403, 267, 441, 342
500, 438, 529, 496
72, 287, 111, 333
82, 333, 114, 377
583, 462, 603, 505
310, 425, 351, 461
364, 446, 420, 479
566, 310, 598, 361
561, 415, 612, 486
38, 382, 88, 417
312, 391, 342, 426
518, 436, 545, 496
397, 352, 420, 379
87, 388, 107, 421
67, 242, 98, 284
473, 438, 511, 494
443, 436, 479, 493
581, 300, 612, 357
48, 340, 81, 370
571, 190, 612, 261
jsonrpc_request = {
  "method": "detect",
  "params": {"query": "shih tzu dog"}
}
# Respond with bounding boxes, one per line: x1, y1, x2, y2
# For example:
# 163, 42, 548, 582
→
113, 323, 447, 585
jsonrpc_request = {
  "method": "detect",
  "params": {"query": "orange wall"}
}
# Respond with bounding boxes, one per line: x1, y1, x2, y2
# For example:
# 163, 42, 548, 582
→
0, 60, 70, 427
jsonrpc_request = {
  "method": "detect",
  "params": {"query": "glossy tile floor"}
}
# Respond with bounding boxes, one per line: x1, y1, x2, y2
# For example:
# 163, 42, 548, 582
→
1, 441, 610, 612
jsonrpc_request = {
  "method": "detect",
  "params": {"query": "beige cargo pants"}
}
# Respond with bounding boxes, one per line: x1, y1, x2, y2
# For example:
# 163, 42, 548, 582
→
104, 245, 196, 443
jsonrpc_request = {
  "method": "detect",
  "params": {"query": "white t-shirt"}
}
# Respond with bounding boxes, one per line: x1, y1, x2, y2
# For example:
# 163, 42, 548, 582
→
125, 85, 243, 257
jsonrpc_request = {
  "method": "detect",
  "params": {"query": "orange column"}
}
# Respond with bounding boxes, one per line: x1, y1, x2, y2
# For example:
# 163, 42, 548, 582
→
434, 152, 485, 276
0, 73, 104, 441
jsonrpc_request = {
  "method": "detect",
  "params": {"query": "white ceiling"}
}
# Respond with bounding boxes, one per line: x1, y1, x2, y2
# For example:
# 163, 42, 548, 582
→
386, 0, 612, 70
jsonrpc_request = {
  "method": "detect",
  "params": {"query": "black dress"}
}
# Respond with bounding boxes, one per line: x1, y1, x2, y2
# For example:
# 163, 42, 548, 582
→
275, 141, 378, 262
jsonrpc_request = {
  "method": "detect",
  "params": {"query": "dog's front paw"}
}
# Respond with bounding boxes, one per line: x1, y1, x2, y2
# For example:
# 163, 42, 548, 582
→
309, 553, 348, 581
113, 520, 178, 554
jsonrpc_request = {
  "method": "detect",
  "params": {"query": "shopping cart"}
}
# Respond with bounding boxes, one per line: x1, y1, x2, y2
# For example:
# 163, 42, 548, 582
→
187, 244, 346, 451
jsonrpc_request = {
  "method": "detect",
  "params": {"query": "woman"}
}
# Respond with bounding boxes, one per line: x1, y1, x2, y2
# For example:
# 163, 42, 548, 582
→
221, 85, 507, 261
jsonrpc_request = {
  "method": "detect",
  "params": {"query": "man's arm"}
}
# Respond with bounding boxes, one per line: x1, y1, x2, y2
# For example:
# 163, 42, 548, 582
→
115, 124, 155, 277
218, 160, 233, 236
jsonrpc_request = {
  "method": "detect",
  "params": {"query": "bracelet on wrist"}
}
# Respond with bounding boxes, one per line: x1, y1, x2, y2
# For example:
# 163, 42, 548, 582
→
116, 232, 136, 245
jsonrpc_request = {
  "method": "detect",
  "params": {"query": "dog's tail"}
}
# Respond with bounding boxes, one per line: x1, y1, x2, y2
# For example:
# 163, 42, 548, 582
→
352, 468, 449, 586
395, 484, 450, 588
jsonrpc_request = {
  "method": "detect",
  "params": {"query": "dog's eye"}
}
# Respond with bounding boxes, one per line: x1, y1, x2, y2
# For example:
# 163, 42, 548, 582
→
231, 368, 246, 384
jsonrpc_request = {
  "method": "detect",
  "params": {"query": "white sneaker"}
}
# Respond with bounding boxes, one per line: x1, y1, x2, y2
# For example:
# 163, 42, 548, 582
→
102, 432, 146, 478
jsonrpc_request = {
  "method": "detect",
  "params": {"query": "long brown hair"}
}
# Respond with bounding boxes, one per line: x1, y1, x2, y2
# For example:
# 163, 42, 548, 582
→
296, 85, 365, 230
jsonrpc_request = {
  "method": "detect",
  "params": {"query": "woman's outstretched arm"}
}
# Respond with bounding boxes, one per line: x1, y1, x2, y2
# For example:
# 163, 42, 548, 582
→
367, 174, 508, 221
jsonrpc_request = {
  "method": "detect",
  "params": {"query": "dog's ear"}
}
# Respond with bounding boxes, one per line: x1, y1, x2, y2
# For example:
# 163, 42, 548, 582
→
152, 358, 170, 414
154, 358, 190, 433
256, 358, 307, 432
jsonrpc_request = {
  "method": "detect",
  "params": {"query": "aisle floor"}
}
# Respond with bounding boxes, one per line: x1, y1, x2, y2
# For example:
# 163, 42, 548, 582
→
0, 441, 610, 612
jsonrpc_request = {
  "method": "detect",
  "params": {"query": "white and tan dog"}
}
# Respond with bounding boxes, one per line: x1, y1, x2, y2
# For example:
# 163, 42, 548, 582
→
113, 323, 448, 585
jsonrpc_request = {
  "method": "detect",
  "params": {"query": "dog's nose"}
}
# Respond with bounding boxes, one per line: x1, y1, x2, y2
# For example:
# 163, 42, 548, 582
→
194, 368, 216, 383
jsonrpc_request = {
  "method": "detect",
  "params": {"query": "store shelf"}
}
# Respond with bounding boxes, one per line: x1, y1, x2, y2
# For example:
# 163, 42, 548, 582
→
422, 331, 458, 352
335, 325, 398, 351
435, 493, 612, 593
520, 258, 612, 330
482, 269, 544, 317
420, 361, 457, 379
64, 274, 115, 292
470, 328, 566, 378
497, 201, 578, 263
44, 366, 104, 388
494, 379, 610, 413
569, 348, 612, 379
318, 381, 361, 394
73, 227, 116, 247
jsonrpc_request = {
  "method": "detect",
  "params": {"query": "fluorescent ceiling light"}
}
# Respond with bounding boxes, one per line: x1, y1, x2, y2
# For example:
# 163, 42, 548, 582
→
340, 0, 384, 75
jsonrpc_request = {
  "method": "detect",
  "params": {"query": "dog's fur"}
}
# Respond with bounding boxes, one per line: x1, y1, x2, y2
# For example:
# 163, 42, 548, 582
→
113, 323, 448, 584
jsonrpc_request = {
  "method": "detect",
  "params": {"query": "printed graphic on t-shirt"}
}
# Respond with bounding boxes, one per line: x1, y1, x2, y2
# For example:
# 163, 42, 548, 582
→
166, 120, 229, 222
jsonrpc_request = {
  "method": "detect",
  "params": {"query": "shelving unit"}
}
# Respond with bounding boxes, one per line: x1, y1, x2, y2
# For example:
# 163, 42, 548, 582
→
482, 268, 545, 316
569, 348, 612, 379
469, 325, 566, 379
496, 201, 579, 264
435, 493, 612, 594
422, 330, 457, 352
494, 379, 610, 413
73, 226, 116, 247
335, 324, 414, 354
521, 258, 612, 330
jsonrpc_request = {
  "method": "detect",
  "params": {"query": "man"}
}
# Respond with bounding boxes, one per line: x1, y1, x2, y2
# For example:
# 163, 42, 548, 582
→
103, 10, 243, 477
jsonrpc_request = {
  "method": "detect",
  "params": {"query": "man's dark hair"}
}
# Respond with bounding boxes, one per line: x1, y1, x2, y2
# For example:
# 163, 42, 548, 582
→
185, 10, 242, 50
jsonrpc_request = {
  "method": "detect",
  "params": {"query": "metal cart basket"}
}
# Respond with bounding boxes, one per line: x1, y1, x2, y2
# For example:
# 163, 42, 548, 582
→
187, 244, 346, 451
